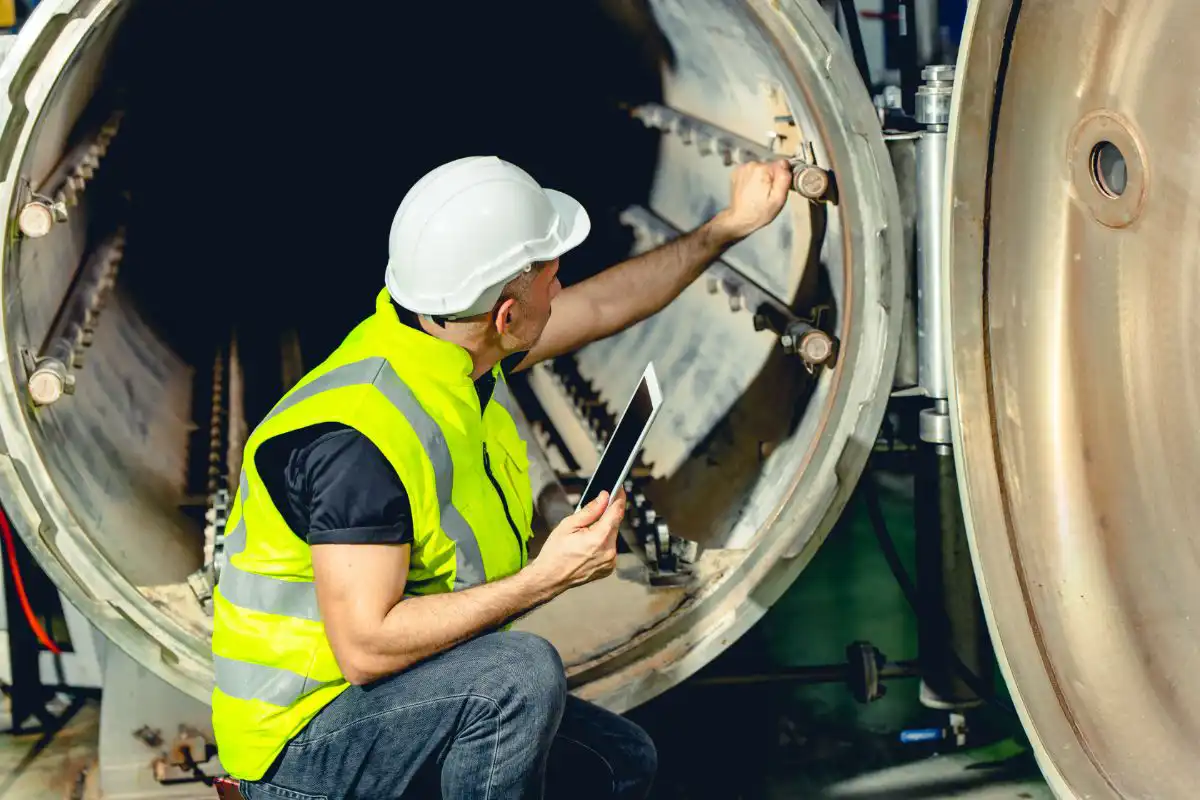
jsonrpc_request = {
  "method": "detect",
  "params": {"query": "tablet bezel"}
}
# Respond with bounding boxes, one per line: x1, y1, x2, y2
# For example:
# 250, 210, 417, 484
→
574, 361, 663, 511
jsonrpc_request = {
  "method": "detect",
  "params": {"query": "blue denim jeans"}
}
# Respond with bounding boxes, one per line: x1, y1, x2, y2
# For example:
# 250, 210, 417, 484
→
238, 631, 657, 799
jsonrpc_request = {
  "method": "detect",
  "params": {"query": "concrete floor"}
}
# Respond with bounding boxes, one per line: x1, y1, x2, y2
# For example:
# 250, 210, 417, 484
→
781, 741, 1054, 799
0, 696, 96, 799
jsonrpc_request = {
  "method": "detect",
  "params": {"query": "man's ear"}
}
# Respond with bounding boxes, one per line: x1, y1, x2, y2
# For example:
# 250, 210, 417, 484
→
494, 297, 518, 336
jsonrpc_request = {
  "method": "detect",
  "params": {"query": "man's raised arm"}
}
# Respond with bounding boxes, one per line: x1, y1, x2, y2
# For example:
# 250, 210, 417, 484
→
511, 159, 792, 371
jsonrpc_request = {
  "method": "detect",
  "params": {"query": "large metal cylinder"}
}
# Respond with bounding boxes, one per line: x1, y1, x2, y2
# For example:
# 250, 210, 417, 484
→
947, 0, 1200, 796
0, 0, 904, 717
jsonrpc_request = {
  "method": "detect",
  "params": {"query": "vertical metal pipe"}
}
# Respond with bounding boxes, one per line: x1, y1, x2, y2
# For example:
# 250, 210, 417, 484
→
916, 134, 947, 402
913, 0, 941, 66
912, 65, 994, 710
915, 65, 953, 407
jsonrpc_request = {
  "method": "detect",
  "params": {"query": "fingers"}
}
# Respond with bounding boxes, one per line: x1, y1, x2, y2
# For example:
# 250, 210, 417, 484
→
733, 160, 790, 200
570, 491, 610, 527
587, 488, 626, 539
601, 487, 627, 524
768, 160, 792, 205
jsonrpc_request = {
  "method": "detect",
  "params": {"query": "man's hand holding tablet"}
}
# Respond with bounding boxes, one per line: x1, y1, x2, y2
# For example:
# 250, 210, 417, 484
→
530, 487, 628, 591
525, 362, 663, 595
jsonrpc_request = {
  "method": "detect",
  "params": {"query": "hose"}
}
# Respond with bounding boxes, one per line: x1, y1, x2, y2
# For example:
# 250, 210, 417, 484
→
0, 505, 62, 655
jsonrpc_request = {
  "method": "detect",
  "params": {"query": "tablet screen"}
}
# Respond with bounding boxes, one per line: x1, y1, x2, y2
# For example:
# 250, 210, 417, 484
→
577, 363, 662, 510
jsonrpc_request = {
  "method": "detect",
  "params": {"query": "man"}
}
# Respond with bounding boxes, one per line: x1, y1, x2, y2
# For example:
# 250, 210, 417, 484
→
212, 154, 792, 799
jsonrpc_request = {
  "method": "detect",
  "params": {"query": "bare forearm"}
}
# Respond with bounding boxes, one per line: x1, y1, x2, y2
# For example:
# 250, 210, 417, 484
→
564, 210, 741, 343
345, 564, 560, 683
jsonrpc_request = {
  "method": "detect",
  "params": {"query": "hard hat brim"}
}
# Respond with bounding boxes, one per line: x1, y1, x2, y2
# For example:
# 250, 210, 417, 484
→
543, 188, 591, 261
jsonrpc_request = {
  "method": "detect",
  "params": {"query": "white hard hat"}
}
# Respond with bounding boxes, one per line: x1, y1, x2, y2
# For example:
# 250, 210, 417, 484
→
385, 156, 591, 318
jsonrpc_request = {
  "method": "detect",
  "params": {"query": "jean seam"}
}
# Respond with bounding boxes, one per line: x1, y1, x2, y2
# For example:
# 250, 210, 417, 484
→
556, 734, 616, 795
291, 692, 501, 747
484, 702, 499, 800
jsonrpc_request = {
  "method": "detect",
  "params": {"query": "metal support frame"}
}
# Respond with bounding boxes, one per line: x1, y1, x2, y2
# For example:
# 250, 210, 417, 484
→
98, 641, 222, 800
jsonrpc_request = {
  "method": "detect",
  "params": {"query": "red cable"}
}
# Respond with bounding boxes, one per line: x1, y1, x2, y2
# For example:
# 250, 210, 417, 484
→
0, 506, 61, 654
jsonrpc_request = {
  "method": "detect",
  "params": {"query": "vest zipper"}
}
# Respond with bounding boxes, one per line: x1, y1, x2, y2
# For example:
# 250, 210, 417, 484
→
482, 443, 525, 564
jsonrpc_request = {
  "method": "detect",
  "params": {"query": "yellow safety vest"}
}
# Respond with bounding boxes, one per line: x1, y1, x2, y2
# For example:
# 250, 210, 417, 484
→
210, 288, 535, 780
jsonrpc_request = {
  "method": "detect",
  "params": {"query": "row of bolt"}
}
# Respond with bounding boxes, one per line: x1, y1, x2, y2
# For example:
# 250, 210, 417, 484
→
632, 103, 765, 167
622, 207, 836, 367
207, 349, 228, 497
544, 356, 617, 451
622, 208, 750, 313
68, 233, 124, 371
629, 102, 831, 201
58, 111, 123, 209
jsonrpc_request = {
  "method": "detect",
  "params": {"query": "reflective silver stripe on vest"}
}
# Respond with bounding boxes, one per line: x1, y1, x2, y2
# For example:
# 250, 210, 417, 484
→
371, 362, 485, 589
218, 474, 324, 622
216, 356, 486, 619
213, 654, 339, 706
491, 374, 513, 415
259, 357, 388, 425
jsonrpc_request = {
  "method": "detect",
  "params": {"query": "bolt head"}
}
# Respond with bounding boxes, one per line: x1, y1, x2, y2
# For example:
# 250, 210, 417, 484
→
794, 166, 829, 199
800, 331, 834, 364
18, 203, 53, 238
28, 370, 64, 405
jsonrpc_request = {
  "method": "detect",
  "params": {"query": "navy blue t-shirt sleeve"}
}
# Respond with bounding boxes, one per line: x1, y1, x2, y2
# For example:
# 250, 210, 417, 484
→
289, 427, 414, 547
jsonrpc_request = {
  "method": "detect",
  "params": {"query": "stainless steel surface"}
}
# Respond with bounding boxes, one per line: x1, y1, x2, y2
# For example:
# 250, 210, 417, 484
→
0, 0, 904, 720
946, 0, 1200, 796
915, 66, 955, 127
918, 405, 950, 446
916, 66, 952, 404
916, 130, 948, 402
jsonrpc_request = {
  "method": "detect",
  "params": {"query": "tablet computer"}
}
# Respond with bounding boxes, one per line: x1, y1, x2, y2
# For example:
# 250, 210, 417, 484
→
575, 362, 663, 511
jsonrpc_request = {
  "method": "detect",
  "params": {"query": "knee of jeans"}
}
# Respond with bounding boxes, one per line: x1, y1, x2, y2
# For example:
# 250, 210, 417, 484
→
490, 631, 567, 715
625, 721, 658, 788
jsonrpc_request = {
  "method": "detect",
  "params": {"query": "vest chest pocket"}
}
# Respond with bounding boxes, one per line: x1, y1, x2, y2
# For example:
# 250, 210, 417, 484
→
488, 433, 533, 539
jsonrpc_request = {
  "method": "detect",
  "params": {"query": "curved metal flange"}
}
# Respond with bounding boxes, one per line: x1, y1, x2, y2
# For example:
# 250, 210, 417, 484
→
0, 0, 906, 719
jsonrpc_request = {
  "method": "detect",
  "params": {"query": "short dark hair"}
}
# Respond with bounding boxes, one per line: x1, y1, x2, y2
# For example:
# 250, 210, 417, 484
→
498, 261, 543, 306
391, 260, 549, 328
